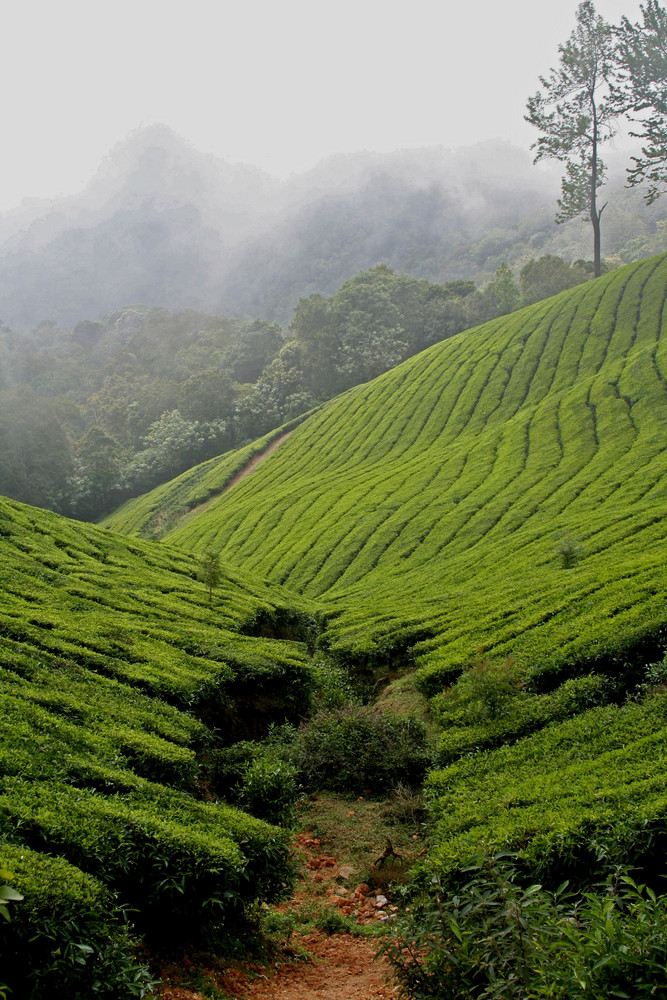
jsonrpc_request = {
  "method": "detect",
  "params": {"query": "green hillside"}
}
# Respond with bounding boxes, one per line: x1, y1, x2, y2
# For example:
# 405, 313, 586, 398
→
8, 253, 667, 996
80, 254, 667, 994
0, 497, 316, 997
107, 253, 667, 694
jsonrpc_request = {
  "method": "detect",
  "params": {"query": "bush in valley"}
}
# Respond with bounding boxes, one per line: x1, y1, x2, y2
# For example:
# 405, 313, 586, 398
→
436, 654, 527, 725
210, 739, 300, 827
214, 704, 431, 803
310, 657, 364, 710
381, 851, 667, 1000
292, 705, 430, 794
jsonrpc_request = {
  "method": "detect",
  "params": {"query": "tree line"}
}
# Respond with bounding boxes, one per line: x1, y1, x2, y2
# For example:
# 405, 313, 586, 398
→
0, 258, 600, 522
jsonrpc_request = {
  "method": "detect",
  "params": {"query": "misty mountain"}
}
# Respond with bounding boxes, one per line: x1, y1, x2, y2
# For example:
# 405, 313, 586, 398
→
0, 125, 664, 332
219, 143, 558, 322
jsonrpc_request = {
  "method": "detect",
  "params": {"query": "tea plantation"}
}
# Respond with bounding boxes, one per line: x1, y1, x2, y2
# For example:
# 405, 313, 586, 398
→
0, 496, 317, 997
9, 253, 667, 996
103, 256, 667, 916
109, 253, 667, 690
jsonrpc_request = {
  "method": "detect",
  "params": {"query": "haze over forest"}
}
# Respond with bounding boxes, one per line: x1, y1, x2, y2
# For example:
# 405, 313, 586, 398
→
0, 123, 666, 333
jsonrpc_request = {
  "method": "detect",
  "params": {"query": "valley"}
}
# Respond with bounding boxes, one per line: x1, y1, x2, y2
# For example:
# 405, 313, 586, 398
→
3, 250, 667, 997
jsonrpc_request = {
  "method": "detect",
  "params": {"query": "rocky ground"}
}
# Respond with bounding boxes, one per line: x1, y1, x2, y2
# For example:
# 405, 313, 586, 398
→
157, 794, 420, 1000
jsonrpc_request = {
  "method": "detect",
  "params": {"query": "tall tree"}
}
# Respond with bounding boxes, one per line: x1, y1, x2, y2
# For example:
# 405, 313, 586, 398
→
525, 2, 621, 276
618, 1, 667, 203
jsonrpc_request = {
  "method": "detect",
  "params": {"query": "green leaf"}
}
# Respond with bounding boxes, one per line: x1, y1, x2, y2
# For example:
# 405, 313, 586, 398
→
0, 886, 23, 902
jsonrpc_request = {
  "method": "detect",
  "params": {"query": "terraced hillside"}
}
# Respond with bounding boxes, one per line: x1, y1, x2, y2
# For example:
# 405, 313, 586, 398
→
0, 497, 316, 997
106, 254, 667, 694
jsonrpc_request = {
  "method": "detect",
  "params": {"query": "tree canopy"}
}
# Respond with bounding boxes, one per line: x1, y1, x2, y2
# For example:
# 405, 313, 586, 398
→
526, 1, 621, 277
618, 0, 667, 202
526, 1, 667, 274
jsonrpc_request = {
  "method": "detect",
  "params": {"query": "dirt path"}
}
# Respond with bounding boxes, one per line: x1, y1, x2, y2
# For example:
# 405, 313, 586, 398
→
240, 932, 398, 1000
222, 431, 294, 494
158, 827, 401, 1000
171, 430, 294, 530
239, 832, 399, 1000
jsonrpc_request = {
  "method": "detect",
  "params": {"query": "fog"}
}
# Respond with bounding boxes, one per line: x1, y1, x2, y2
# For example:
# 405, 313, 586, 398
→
0, 128, 560, 330
0, 0, 643, 213
0, 120, 658, 333
0, 0, 660, 331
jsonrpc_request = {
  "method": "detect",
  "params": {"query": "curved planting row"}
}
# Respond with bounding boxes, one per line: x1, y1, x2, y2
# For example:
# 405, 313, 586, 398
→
135, 254, 667, 686
0, 497, 315, 997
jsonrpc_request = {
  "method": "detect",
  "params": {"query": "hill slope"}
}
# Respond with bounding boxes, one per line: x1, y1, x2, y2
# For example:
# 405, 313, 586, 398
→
106, 254, 667, 692
0, 496, 316, 996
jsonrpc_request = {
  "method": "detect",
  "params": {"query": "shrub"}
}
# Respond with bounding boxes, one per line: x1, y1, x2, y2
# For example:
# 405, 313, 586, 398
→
209, 737, 300, 827
637, 653, 667, 697
0, 843, 155, 1000
235, 752, 300, 827
381, 853, 667, 1000
433, 672, 612, 764
436, 654, 527, 725
292, 705, 430, 794
311, 657, 361, 710
555, 533, 582, 568
0, 776, 295, 939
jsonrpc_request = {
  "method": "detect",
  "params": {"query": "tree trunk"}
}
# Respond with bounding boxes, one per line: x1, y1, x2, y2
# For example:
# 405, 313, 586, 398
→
591, 105, 602, 278
592, 209, 602, 278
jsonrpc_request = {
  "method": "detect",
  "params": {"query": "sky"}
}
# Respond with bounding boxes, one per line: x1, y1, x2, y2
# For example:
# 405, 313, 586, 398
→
0, 0, 644, 213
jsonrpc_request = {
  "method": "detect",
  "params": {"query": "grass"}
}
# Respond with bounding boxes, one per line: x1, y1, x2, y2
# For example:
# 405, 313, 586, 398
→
297, 792, 424, 892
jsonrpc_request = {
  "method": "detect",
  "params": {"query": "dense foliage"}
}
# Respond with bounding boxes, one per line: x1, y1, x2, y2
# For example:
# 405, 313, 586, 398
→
289, 705, 430, 795
382, 853, 667, 1000
0, 496, 317, 996
0, 266, 547, 522
0, 309, 284, 518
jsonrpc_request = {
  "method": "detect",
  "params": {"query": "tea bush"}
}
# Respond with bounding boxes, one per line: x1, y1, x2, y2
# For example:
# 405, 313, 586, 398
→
0, 497, 313, 993
0, 776, 295, 936
427, 689, 667, 884
292, 705, 430, 794
381, 852, 667, 1000
433, 672, 612, 764
0, 843, 155, 1000
211, 740, 300, 826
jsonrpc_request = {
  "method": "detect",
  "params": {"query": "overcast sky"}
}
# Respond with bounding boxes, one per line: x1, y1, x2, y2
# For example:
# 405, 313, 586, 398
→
0, 0, 643, 212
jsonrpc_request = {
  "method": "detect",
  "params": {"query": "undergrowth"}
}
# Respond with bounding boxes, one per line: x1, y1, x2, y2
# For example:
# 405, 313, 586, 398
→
381, 851, 667, 1000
